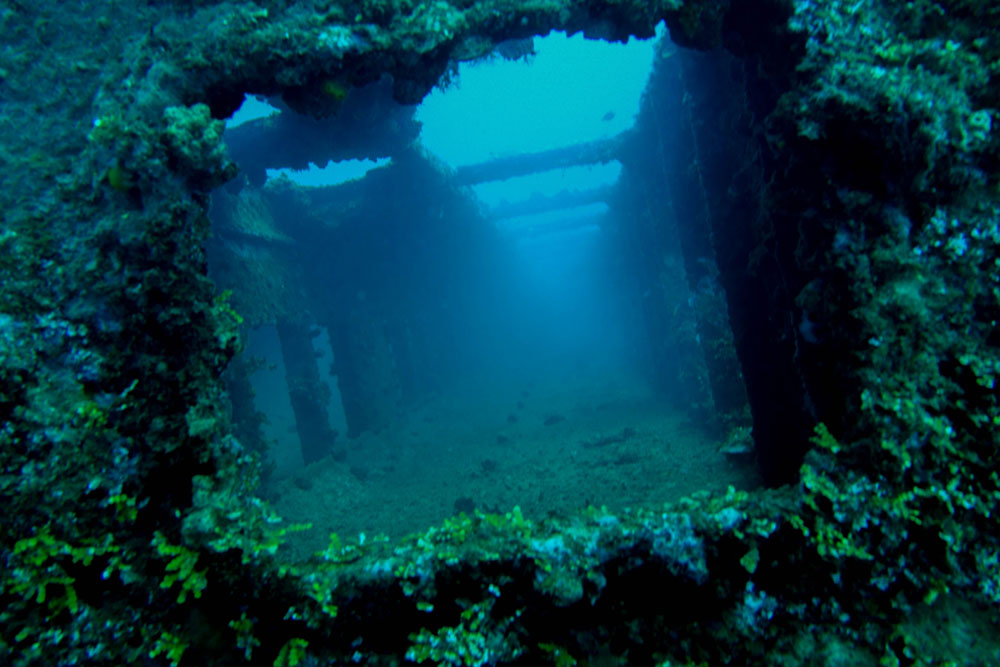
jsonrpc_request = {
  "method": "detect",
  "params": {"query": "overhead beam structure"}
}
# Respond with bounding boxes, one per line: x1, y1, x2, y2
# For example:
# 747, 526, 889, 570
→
451, 134, 624, 186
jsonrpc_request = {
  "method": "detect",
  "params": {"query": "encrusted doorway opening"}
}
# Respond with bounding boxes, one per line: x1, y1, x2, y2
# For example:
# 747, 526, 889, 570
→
208, 28, 758, 548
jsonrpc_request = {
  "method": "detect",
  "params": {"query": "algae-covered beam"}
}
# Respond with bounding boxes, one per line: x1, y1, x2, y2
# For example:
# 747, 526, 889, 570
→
131, 0, 725, 123
223, 79, 419, 186
297, 489, 797, 664
453, 136, 623, 186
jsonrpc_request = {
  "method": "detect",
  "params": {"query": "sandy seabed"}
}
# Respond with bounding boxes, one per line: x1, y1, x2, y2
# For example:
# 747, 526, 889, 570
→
264, 365, 761, 556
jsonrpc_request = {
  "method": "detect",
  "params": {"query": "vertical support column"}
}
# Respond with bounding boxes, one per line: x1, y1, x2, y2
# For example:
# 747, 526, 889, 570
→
384, 316, 433, 405
660, 51, 751, 434
324, 303, 401, 438
675, 48, 814, 482
618, 39, 750, 433
276, 321, 338, 465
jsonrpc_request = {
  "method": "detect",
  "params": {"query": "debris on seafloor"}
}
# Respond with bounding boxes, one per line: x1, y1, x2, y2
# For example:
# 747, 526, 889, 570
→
583, 426, 636, 448
453, 496, 476, 514
611, 448, 641, 466
453, 496, 502, 515
543, 413, 566, 426
719, 426, 755, 463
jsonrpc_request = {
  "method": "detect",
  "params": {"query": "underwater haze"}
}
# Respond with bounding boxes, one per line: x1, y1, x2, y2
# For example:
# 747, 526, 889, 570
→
216, 29, 760, 546
4, 0, 1000, 664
